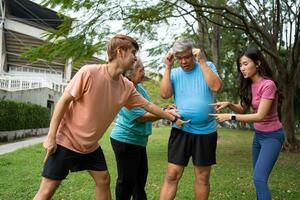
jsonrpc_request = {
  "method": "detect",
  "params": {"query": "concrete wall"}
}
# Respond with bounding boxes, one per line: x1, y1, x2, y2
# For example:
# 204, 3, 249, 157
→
0, 87, 62, 108
0, 88, 61, 142
0, 128, 48, 142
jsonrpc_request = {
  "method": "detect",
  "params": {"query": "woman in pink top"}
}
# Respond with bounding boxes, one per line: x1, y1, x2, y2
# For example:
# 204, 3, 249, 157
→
210, 48, 284, 200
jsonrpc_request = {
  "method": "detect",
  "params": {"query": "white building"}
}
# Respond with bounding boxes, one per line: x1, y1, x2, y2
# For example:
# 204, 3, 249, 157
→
0, 0, 101, 110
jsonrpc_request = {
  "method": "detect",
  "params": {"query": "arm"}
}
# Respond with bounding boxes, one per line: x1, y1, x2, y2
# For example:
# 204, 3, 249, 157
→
210, 98, 273, 123
160, 51, 174, 99
193, 48, 222, 92
136, 106, 178, 123
142, 103, 190, 128
136, 112, 161, 123
227, 102, 246, 114
199, 60, 222, 92
43, 91, 74, 162
212, 101, 246, 114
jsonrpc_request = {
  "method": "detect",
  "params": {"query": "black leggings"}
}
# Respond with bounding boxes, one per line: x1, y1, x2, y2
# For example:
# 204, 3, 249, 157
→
110, 138, 148, 200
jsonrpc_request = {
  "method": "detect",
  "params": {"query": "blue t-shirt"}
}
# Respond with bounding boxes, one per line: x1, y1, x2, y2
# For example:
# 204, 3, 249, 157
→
110, 83, 152, 147
171, 62, 219, 134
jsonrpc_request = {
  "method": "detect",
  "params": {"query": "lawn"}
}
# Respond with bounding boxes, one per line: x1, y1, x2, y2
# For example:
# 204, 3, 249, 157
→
0, 127, 299, 200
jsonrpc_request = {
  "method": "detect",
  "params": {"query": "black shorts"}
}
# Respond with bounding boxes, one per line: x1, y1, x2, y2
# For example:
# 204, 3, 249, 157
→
42, 145, 108, 180
168, 128, 217, 166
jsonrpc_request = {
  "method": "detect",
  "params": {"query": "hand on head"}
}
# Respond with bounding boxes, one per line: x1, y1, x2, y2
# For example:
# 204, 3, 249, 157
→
164, 49, 174, 68
192, 48, 206, 62
209, 101, 230, 112
192, 48, 200, 56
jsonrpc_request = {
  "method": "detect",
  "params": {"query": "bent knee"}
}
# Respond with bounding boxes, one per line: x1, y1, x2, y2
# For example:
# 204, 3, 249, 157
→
253, 173, 268, 184
253, 178, 267, 186
95, 172, 111, 187
165, 171, 181, 183
34, 178, 61, 200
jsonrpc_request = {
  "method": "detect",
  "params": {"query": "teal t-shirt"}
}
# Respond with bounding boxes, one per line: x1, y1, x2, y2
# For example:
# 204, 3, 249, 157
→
171, 62, 219, 134
110, 83, 152, 147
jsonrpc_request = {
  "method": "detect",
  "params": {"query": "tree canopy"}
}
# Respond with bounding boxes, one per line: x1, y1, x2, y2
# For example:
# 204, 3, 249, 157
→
28, 0, 300, 150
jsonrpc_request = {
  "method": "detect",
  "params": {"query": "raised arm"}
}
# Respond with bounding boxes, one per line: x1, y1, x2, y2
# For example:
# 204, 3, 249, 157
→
137, 106, 178, 123
212, 101, 246, 114
160, 51, 174, 99
193, 48, 222, 92
136, 112, 161, 123
210, 98, 273, 123
142, 103, 190, 128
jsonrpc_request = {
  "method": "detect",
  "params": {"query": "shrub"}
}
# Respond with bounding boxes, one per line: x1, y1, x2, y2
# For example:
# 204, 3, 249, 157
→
0, 100, 50, 131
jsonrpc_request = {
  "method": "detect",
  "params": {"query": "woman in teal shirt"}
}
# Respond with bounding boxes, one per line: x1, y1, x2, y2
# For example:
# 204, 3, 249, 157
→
110, 58, 175, 200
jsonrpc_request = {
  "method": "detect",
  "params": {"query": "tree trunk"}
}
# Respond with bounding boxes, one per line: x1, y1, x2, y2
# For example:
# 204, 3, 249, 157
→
210, 2, 222, 69
211, 24, 221, 68
281, 80, 300, 151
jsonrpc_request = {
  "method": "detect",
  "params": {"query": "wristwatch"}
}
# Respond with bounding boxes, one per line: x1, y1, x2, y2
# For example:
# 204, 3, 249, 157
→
231, 114, 236, 121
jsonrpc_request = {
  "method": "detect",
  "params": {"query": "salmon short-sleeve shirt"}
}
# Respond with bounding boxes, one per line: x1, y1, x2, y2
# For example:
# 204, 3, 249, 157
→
56, 64, 149, 153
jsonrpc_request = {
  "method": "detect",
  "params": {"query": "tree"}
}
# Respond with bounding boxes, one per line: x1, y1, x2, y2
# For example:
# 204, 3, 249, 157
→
181, 0, 300, 150
29, 0, 299, 150
121, 0, 300, 150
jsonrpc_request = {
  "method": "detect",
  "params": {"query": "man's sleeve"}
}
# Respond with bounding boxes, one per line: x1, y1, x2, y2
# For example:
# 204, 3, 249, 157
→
124, 85, 150, 110
207, 61, 220, 77
65, 65, 92, 100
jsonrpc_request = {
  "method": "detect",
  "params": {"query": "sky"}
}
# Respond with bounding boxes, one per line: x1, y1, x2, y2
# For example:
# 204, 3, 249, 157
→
31, 0, 195, 75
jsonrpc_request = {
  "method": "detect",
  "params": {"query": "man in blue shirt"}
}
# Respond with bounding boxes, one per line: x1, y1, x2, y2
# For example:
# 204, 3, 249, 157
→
160, 38, 222, 200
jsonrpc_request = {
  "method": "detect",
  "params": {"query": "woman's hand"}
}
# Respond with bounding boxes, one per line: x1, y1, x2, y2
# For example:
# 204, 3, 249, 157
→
210, 101, 231, 112
209, 113, 231, 123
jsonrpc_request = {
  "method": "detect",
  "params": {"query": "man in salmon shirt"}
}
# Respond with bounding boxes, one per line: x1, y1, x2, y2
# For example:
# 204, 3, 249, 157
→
33, 34, 189, 200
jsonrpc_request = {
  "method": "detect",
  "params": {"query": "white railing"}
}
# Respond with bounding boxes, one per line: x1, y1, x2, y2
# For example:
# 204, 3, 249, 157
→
9, 65, 63, 83
0, 73, 67, 93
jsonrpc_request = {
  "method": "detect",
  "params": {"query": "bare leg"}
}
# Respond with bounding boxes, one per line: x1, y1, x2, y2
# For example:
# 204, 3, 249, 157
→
194, 166, 211, 200
33, 177, 61, 200
160, 163, 184, 200
89, 170, 112, 200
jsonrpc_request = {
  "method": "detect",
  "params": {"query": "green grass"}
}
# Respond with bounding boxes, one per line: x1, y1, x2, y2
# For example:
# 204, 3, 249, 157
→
0, 127, 299, 200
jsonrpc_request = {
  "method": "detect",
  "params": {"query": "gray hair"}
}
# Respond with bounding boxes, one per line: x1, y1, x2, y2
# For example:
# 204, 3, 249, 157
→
172, 38, 195, 54
124, 57, 143, 77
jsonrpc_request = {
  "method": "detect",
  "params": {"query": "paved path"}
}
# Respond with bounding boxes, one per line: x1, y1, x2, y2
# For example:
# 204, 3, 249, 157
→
0, 136, 46, 155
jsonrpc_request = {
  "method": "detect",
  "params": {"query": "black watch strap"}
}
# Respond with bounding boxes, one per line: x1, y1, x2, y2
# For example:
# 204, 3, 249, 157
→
231, 114, 236, 120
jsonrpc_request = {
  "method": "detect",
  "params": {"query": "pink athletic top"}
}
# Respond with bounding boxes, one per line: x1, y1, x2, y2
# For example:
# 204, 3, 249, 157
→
56, 64, 149, 153
251, 78, 282, 132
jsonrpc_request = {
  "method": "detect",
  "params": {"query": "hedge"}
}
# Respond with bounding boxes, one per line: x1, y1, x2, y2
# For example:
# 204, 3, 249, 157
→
0, 100, 50, 131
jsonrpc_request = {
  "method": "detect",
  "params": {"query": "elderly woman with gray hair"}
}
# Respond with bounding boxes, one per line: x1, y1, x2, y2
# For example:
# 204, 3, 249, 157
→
110, 58, 177, 200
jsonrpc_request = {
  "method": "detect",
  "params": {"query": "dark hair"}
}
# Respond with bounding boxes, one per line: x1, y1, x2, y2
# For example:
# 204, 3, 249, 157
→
236, 48, 276, 108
